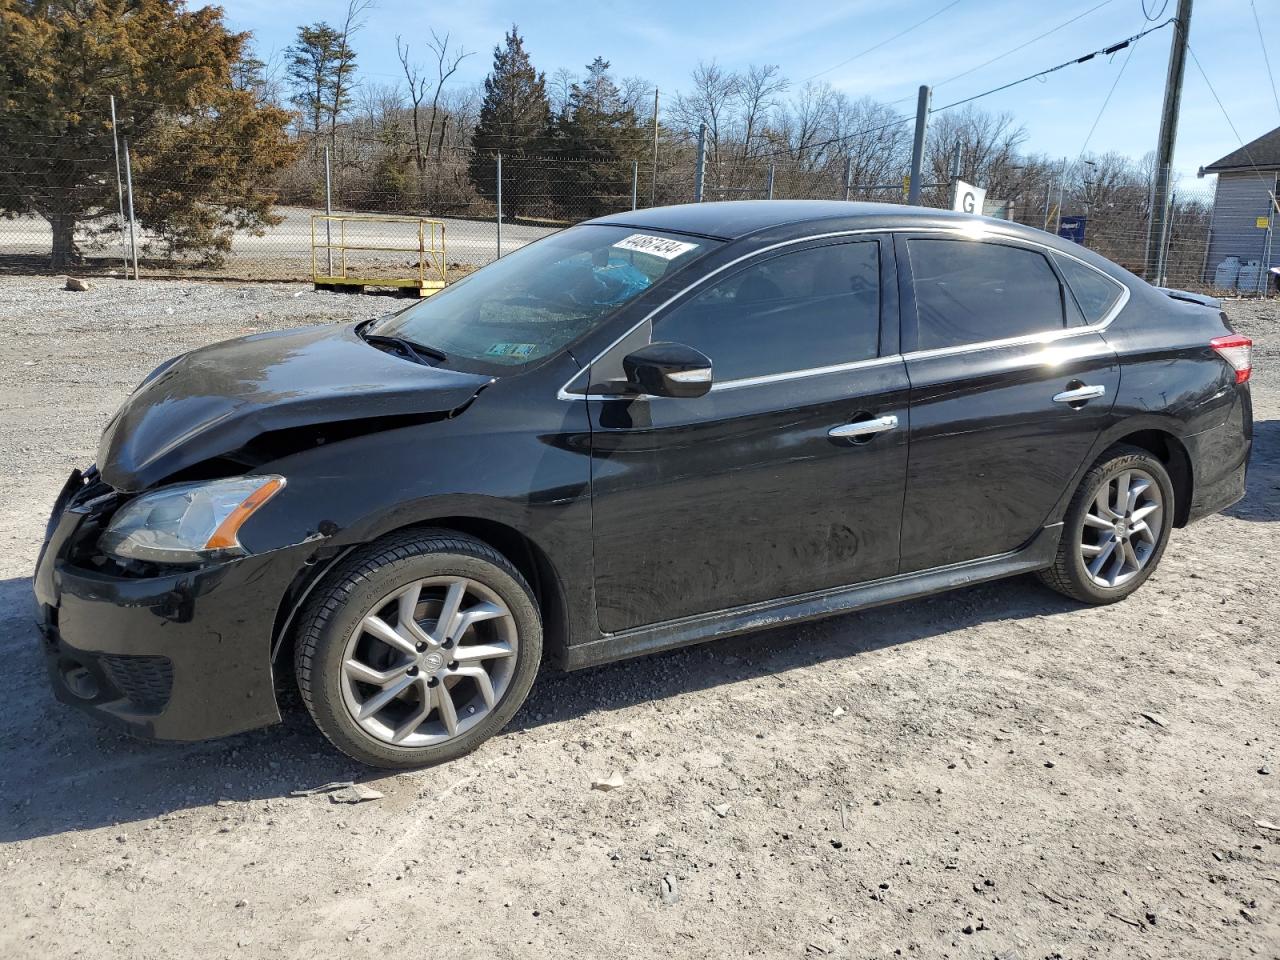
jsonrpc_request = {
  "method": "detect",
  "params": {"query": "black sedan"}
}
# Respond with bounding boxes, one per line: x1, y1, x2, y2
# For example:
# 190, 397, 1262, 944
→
34, 201, 1253, 768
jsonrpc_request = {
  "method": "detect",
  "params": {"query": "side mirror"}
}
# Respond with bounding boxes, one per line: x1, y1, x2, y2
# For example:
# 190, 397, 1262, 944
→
622, 342, 713, 398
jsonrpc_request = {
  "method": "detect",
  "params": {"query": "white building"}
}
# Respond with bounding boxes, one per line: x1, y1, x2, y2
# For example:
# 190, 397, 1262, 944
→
1201, 127, 1278, 292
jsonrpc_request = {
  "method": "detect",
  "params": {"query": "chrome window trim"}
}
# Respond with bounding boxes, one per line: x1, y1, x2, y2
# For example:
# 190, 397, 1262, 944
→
710, 354, 903, 392
555, 223, 1132, 401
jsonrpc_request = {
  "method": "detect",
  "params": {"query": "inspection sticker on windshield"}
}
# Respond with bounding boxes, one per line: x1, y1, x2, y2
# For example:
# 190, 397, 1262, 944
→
486, 342, 538, 359
613, 233, 698, 260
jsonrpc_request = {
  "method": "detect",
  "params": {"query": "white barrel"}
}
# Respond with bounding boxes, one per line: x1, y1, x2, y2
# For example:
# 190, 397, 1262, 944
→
1213, 257, 1241, 290
1238, 259, 1262, 293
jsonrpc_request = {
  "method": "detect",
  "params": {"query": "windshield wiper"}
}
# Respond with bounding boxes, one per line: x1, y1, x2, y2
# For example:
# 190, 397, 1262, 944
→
360, 329, 447, 365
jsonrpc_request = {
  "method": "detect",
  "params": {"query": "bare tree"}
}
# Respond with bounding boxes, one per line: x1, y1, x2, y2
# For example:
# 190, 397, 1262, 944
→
425, 30, 472, 162
618, 75, 654, 119
396, 35, 429, 172
735, 64, 788, 165
670, 61, 739, 193
925, 106, 1027, 198
330, 0, 374, 144
549, 67, 577, 118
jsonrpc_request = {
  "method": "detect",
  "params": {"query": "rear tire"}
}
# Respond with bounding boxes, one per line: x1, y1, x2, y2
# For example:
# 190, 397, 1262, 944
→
294, 529, 542, 769
1037, 445, 1175, 604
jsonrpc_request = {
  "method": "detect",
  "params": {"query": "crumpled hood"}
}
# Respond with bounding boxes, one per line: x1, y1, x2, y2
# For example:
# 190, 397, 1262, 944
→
99, 322, 493, 491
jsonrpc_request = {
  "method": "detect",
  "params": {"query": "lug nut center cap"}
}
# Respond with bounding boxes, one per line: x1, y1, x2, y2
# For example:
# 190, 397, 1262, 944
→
421, 651, 446, 672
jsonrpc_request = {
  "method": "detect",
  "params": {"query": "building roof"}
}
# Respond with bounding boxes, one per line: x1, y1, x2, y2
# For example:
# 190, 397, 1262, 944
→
1204, 126, 1280, 174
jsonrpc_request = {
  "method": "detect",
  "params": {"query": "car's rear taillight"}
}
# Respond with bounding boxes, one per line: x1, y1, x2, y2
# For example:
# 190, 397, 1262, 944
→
1210, 334, 1253, 384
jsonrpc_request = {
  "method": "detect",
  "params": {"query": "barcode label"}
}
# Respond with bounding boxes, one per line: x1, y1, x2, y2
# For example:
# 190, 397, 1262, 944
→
612, 234, 699, 260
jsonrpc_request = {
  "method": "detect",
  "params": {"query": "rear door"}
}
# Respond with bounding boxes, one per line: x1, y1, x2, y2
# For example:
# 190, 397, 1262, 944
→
584, 235, 911, 633
897, 234, 1121, 573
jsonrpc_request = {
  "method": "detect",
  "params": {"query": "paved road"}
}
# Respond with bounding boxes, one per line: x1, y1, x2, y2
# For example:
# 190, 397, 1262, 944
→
0, 206, 560, 277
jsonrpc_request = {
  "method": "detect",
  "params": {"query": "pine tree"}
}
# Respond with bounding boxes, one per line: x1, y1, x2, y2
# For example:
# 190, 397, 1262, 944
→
468, 25, 551, 218
287, 24, 347, 145
0, 0, 297, 268
551, 57, 642, 217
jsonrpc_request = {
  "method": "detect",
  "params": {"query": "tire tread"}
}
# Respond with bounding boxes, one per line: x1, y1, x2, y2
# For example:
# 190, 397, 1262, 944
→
1036, 444, 1173, 604
293, 528, 539, 768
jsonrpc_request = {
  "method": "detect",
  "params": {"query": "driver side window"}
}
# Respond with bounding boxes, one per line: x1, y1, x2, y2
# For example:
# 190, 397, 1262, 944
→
656, 240, 882, 382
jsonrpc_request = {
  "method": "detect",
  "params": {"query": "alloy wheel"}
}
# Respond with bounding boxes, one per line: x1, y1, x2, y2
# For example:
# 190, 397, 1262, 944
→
1079, 468, 1164, 589
339, 576, 518, 746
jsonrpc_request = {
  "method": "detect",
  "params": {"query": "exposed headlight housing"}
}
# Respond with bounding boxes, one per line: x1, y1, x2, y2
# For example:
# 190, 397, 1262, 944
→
100, 476, 285, 564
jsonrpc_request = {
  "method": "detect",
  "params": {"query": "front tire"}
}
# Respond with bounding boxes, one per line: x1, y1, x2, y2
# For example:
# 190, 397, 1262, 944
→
1037, 445, 1175, 604
294, 529, 542, 769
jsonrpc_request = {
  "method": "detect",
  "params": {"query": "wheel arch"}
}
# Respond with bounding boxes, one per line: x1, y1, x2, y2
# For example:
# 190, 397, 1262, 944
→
1109, 428, 1194, 527
270, 515, 572, 677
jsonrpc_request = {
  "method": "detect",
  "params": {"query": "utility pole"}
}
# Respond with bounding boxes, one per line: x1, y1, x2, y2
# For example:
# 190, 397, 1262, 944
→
907, 85, 931, 206
843, 154, 853, 202
651, 87, 660, 206
694, 122, 707, 203
1146, 0, 1194, 284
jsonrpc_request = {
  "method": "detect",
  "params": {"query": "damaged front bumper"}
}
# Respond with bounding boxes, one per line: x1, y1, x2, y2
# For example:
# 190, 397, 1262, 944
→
33, 470, 309, 742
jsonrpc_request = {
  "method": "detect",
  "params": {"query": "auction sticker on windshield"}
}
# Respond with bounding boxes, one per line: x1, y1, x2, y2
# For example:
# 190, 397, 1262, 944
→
613, 234, 699, 260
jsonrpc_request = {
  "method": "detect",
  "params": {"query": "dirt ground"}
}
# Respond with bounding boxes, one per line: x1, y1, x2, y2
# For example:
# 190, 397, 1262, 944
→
0, 276, 1276, 960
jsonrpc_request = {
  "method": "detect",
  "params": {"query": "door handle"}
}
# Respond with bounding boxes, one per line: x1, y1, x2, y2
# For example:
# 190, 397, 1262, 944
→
829, 414, 899, 440
1052, 384, 1106, 405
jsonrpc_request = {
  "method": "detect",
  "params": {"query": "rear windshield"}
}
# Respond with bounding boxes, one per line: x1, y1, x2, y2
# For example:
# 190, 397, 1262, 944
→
372, 225, 718, 373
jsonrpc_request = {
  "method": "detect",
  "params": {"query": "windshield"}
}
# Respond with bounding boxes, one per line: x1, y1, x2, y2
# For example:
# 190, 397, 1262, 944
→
370, 224, 718, 373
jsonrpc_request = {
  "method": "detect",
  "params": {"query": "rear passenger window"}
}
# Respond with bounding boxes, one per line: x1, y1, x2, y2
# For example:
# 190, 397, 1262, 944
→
1054, 253, 1125, 324
656, 241, 881, 382
906, 239, 1065, 350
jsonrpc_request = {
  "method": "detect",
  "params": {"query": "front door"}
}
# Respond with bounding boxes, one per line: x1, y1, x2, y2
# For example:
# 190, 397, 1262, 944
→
585, 236, 911, 634
896, 233, 1121, 572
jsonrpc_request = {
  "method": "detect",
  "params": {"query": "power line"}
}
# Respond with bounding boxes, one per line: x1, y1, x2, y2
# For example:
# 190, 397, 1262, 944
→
1186, 43, 1272, 185
928, 17, 1174, 114
1141, 0, 1170, 21
802, 0, 965, 83
930, 0, 1116, 91
1249, 0, 1280, 123
1077, 20, 1146, 157
749, 114, 915, 162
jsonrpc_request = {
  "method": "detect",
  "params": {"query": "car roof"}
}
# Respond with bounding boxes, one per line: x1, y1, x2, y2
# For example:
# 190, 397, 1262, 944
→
589, 200, 1003, 241
588, 199, 1135, 281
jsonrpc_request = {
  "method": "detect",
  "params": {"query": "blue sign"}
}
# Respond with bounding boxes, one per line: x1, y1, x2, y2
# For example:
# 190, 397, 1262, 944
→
1058, 216, 1087, 244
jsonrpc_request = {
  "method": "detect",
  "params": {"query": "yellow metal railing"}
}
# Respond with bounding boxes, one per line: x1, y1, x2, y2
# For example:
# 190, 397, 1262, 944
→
310, 213, 447, 295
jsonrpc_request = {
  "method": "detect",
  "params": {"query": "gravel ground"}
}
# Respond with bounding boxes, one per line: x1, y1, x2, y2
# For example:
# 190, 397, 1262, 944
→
1, 276, 1277, 960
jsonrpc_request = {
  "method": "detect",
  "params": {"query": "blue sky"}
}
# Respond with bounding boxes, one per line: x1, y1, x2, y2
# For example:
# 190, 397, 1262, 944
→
222, 0, 1280, 183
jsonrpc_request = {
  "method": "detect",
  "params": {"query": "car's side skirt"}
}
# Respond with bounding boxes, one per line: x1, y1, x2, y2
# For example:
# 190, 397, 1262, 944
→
564, 524, 1063, 671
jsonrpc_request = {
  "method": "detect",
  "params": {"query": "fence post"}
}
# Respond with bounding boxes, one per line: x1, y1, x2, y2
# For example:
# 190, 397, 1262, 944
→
693, 123, 707, 203
767, 162, 775, 201
907, 85, 930, 205
1055, 156, 1068, 233
108, 96, 129, 277
651, 87, 660, 206
323, 144, 333, 277
631, 159, 639, 211
122, 136, 139, 280
843, 155, 853, 202
496, 153, 503, 258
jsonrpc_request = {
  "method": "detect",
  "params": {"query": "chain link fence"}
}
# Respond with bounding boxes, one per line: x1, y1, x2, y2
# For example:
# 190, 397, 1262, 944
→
1, 132, 1271, 296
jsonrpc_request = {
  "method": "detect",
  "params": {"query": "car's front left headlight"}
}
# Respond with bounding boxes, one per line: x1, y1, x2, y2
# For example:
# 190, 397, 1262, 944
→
100, 475, 286, 565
